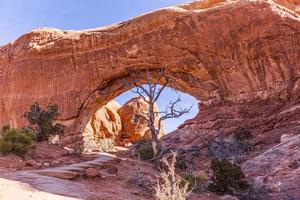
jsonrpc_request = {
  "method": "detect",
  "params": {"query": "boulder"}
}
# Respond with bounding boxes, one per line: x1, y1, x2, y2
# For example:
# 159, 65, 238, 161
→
83, 100, 122, 148
84, 167, 101, 178
118, 97, 164, 143
25, 159, 38, 168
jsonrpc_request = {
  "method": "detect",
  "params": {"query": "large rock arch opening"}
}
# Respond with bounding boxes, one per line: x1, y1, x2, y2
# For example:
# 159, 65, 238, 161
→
0, 0, 299, 147
64, 68, 209, 146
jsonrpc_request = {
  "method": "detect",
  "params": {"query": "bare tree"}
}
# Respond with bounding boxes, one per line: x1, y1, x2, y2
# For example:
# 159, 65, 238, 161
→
121, 69, 192, 158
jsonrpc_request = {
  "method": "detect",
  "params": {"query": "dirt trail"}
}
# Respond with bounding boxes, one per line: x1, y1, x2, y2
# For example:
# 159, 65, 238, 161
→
0, 177, 80, 200
0, 152, 150, 200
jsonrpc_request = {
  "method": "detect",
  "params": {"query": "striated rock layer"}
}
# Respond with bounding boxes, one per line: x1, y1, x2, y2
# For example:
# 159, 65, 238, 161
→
0, 0, 299, 146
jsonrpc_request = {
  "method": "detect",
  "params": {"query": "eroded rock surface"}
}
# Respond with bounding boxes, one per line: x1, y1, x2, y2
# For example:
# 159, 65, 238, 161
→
0, 0, 299, 147
242, 134, 300, 199
118, 97, 164, 144
83, 100, 122, 147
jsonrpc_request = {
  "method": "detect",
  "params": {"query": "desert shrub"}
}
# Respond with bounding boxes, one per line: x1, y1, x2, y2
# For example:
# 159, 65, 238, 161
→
135, 140, 154, 160
154, 152, 191, 200
206, 133, 240, 161
129, 169, 153, 190
233, 128, 253, 153
0, 126, 34, 157
1, 125, 11, 133
174, 145, 201, 171
233, 128, 252, 141
175, 155, 188, 170
98, 138, 115, 152
233, 185, 270, 200
73, 145, 84, 157
208, 159, 249, 195
206, 130, 253, 162
181, 173, 207, 193
23, 102, 65, 142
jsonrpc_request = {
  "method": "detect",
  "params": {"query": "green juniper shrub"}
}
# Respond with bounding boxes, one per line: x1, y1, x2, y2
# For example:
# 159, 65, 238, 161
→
208, 159, 249, 195
233, 128, 253, 153
181, 173, 207, 193
135, 140, 154, 160
0, 126, 34, 158
175, 155, 188, 170
23, 102, 65, 142
233, 128, 252, 141
1, 125, 11, 133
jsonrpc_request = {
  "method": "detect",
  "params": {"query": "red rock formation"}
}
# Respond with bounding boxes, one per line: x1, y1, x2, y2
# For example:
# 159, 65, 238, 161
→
118, 97, 164, 144
0, 0, 299, 147
242, 134, 300, 199
83, 100, 122, 147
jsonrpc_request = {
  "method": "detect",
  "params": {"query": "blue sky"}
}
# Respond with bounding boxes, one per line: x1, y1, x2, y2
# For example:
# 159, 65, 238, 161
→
0, 0, 199, 133
117, 87, 199, 133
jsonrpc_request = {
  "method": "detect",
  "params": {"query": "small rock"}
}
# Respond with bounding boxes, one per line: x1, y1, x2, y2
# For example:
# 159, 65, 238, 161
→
84, 167, 101, 178
288, 160, 299, 169
37, 171, 79, 180
219, 195, 238, 200
43, 163, 50, 167
25, 159, 38, 167
131, 191, 140, 195
52, 160, 61, 165
103, 164, 118, 175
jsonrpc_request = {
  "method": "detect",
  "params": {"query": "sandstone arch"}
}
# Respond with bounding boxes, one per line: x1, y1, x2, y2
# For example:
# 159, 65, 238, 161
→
0, 0, 299, 146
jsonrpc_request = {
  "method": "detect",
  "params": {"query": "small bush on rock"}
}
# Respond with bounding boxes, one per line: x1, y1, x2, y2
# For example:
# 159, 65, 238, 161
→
205, 129, 253, 162
129, 169, 153, 190
135, 140, 154, 160
233, 128, 253, 153
0, 126, 34, 157
208, 159, 249, 195
98, 138, 115, 152
24, 102, 65, 142
181, 173, 207, 193
233, 128, 252, 141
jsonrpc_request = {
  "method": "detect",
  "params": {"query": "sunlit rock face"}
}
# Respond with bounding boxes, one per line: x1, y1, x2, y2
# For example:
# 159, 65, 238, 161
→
118, 97, 164, 144
82, 97, 164, 147
83, 100, 122, 148
0, 0, 299, 146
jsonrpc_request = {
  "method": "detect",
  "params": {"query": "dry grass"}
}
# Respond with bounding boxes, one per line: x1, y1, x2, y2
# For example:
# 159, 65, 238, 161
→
154, 151, 191, 200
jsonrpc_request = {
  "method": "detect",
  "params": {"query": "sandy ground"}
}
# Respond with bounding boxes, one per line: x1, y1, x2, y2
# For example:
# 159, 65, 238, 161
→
0, 177, 80, 200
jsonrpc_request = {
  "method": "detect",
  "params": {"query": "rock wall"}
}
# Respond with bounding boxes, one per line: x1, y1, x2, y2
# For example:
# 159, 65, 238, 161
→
0, 0, 299, 146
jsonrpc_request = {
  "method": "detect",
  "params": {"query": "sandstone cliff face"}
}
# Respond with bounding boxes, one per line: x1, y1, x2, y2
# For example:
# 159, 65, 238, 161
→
83, 100, 122, 148
0, 0, 299, 146
82, 97, 163, 147
242, 134, 300, 199
118, 97, 164, 144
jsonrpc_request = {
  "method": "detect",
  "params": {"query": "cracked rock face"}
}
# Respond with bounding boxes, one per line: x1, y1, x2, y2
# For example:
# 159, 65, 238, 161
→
118, 97, 164, 144
0, 0, 299, 146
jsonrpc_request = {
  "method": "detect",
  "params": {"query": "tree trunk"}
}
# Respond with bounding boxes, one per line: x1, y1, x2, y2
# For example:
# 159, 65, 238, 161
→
151, 131, 159, 158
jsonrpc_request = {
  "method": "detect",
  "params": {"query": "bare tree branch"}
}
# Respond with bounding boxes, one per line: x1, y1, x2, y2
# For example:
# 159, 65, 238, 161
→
119, 68, 193, 158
